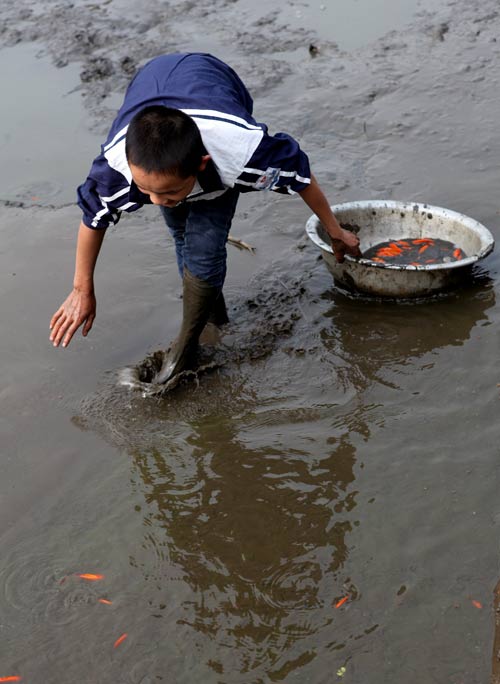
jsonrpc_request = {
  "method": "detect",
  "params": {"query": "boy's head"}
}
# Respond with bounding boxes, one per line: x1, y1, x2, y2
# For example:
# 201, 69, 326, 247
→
125, 106, 209, 207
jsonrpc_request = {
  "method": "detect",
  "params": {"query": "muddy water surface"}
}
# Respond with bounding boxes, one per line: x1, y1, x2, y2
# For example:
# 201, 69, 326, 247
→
1, 0, 500, 682
0, 44, 103, 204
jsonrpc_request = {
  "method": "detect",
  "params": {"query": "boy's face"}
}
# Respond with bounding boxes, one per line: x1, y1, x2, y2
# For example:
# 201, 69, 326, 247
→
129, 155, 210, 208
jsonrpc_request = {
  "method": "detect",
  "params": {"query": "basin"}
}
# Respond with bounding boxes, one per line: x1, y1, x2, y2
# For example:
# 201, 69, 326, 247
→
305, 200, 495, 298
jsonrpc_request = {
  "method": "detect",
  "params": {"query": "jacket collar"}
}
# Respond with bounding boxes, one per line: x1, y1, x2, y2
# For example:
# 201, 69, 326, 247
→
128, 159, 224, 205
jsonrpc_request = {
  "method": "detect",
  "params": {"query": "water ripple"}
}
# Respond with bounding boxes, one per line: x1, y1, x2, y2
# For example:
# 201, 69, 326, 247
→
1, 553, 104, 626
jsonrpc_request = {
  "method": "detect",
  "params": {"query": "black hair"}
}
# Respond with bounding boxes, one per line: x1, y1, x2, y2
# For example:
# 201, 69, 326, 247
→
125, 106, 205, 178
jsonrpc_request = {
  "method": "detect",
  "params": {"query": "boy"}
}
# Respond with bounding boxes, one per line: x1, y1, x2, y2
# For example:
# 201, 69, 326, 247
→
50, 53, 360, 383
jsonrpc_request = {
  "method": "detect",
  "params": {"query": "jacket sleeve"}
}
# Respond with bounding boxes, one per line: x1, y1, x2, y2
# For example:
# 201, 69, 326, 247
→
77, 148, 142, 230
234, 129, 311, 195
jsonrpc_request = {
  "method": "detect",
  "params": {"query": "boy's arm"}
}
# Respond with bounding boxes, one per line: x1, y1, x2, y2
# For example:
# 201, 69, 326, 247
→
299, 174, 361, 262
234, 130, 360, 262
50, 221, 106, 348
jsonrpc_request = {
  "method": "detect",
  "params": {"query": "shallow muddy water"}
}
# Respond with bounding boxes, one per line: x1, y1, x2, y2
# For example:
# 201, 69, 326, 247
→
0, 43, 105, 204
1, 0, 500, 681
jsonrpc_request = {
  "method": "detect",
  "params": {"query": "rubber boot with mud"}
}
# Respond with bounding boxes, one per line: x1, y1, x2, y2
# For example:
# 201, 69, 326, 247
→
208, 291, 229, 326
154, 268, 224, 385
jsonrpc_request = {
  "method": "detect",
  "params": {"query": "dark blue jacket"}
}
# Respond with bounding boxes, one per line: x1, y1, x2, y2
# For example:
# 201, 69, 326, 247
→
77, 53, 311, 229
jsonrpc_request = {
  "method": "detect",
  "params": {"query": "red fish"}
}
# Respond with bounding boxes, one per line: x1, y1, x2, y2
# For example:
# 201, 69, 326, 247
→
114, 633, 128, 649
335, 596, 349, 608
377, 248, 399, 257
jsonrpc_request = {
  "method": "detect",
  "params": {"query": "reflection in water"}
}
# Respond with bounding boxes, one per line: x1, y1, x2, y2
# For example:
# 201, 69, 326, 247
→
131, 414, 360, 680
75, 262, 496, 682
319, 278, 495, 393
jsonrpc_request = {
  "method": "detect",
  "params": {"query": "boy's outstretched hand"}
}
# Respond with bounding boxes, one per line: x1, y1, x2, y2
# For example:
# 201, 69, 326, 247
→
50, 288, 96, 348
298, 175, 362, 263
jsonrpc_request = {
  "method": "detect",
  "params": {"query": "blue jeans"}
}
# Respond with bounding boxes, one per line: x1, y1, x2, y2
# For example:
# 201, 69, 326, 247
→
160, 188, 240, 289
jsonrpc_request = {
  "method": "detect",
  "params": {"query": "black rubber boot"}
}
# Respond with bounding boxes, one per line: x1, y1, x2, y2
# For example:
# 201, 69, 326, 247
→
208, 291, 229, 326
155, 268, 224, 384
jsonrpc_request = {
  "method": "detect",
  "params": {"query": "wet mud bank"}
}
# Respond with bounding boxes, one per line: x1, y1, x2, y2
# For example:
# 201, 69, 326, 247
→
2, 0, 500, 213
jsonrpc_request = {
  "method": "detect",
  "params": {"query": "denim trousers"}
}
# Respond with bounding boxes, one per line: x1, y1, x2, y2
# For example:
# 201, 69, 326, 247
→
160, 188, 240, 289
